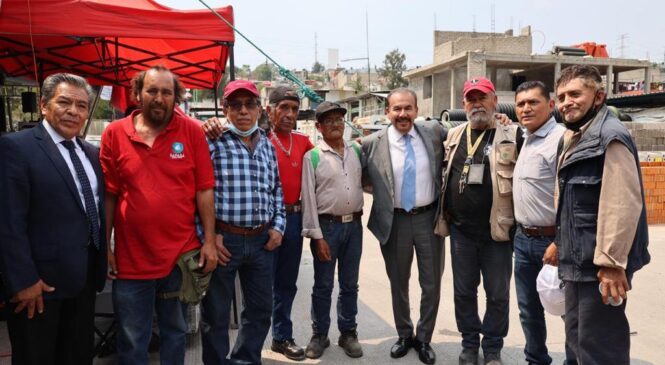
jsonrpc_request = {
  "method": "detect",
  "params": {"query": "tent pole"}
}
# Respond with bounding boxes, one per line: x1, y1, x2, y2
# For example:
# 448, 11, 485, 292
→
229, 43, 236, 81
83, 86, 101, 138
214, 87, 219, 118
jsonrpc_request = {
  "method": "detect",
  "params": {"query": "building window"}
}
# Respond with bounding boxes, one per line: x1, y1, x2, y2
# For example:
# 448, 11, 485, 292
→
424, 76, 433, 99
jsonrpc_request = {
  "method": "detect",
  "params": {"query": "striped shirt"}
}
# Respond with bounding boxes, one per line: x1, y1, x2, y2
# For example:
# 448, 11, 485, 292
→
208, 129, 286, 234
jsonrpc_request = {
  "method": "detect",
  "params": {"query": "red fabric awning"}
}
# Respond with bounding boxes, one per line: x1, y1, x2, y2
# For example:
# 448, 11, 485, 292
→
0, 0, 235, 91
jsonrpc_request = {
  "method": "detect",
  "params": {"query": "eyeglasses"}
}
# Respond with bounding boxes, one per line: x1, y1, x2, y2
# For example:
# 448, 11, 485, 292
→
225, 100, 260, 111
320, 117, 345, 125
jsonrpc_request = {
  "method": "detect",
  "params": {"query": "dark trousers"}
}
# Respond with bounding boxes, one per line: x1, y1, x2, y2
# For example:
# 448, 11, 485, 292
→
514, 229, 578, 365
6, 249, 97, 365
310, 218, 363, 336
564, 281, 630, 365
272, 212, 303, 341
201, 230, 274, 365
450, 226, 512, 354
380, 208, 444, 343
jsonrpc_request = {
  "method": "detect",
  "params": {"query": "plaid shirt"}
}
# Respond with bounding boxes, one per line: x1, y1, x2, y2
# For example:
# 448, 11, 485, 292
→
208, 130, 285, 234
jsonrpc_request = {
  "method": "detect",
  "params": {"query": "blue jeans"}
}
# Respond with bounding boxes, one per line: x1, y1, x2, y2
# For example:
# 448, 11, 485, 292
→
201, 230, 274, 365
272, 212, 303, 341
310, 218, 363, 336
113, 265, 188, 365
449, 225, 512, 354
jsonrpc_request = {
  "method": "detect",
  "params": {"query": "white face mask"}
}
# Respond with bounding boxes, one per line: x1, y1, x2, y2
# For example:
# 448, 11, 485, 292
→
228, 122, 259, 137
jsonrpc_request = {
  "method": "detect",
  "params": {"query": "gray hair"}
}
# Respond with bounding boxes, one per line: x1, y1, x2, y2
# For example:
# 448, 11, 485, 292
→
41, 73, 94, 106
386, 88, 418, 108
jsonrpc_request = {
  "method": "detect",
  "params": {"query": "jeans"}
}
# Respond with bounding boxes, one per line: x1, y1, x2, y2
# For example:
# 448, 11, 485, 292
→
450, 225, 512, 354
201, 230, 274, 365
272, 212, 303, 341
113, 265, 188, 365
310, 218, 363, 336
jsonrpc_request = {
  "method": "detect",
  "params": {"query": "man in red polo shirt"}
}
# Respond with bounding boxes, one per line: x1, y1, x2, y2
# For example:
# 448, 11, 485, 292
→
100, 66, 217, 365
202, 86, 313, 361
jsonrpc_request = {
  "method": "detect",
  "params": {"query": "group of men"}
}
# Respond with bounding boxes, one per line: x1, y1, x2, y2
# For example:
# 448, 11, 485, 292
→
0, 63, 648, 365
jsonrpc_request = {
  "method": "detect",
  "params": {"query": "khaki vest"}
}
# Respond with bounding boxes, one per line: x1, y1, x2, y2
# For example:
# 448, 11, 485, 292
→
434, 119, 518, 241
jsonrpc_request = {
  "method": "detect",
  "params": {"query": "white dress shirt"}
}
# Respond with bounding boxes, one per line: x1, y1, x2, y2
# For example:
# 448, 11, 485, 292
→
388, 125, 435, 209
43, 120, 100, 210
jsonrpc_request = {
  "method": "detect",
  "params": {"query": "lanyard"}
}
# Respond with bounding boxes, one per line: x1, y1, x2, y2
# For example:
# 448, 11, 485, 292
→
465, 122, 487, 160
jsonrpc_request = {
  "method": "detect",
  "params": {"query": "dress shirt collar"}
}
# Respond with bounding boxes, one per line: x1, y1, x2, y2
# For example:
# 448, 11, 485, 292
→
524, 116, 557, 139
388, 124, 417, 143
42, 119, 76, 145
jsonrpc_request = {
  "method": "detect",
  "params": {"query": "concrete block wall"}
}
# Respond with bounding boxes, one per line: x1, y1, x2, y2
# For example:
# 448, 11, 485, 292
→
641, 162, 665, 224
624, 122, 665, 151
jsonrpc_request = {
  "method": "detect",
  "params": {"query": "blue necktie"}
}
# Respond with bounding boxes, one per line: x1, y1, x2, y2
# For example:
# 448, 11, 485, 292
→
401, 134, 416, 212
62, 140, 100, 250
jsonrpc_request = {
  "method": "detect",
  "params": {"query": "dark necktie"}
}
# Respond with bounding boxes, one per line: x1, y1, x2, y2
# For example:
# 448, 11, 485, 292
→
61, 140, 100, 250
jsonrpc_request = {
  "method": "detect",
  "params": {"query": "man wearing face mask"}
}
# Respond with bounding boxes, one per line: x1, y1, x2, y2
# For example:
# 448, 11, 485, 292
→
202, 87, 314, 361
435, 77, 522, 365
100, 66, 217, 364
554, 65, 649, 365
200, 80, 286, 365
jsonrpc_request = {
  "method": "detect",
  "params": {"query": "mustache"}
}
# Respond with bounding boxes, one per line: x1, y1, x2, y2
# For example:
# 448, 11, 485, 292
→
470, 107, 487, 114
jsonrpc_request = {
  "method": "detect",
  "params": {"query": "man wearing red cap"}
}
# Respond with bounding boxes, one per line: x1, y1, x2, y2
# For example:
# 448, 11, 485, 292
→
202, 86, 314, 361
435, 77, 522, 365
199, 80, 286, 365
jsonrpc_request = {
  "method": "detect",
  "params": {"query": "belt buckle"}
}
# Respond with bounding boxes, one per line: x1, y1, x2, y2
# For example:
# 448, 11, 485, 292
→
341, 214, 354, 223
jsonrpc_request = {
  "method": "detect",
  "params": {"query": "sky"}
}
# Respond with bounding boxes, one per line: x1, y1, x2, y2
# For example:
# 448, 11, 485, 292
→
159, 0, 665, 71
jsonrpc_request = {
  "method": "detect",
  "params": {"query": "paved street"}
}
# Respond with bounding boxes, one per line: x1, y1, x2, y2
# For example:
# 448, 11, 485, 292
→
1, 194, 662, 364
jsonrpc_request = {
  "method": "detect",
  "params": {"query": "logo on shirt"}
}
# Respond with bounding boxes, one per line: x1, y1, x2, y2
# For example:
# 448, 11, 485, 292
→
170, 142, 185, 159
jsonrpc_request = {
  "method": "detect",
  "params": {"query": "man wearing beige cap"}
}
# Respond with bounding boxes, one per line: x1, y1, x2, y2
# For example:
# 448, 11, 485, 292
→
301, 102, 364, 360
200, 80, 286, 365
435, 77, 521, 365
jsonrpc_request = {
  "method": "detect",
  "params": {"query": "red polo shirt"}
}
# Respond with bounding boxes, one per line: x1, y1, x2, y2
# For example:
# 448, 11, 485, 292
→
100, 111, 215, 279
270, 131, 314, 205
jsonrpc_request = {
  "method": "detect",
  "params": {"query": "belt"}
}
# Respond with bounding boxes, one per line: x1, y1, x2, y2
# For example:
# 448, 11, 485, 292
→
394, 202, 436, 215
215, 220, 270, 236
285, 202, 302, 214
518, 223, 556, 238
318, 211, 363, 223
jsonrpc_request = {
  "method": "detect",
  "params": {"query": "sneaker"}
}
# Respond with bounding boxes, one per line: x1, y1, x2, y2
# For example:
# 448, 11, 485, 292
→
459, 348, 479, 365
305, 333, 330, 359
271, 338, 305, 361
338, 330, 363, 358
484, 352, 502, 365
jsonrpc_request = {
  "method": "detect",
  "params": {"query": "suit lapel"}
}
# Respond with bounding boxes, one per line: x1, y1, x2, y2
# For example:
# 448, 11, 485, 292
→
376, 130, 395, 199
34, 124, 85, 212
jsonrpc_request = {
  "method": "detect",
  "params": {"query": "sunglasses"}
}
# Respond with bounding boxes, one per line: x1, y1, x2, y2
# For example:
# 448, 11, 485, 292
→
226, 100, 260, 111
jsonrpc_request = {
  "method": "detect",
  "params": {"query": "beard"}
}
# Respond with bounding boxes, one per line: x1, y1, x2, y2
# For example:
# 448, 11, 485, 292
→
466, 107, 493, 128
143, 103, 173, 126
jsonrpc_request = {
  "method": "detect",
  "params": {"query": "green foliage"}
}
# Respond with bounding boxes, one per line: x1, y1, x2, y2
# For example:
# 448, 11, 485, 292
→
311, 61, 325, 73
253, 63, 274, 81
377, 49, 408, 90
351, 75, 364, 92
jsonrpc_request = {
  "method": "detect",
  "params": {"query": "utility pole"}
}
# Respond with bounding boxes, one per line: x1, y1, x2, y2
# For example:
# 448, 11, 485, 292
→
314, 32, 318, 65
618, 33, 629, 58
365, 10, 371, 91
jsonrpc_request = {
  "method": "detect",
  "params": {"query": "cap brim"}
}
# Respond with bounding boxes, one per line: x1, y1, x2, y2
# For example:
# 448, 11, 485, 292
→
225, 87, 259, 99
463, 85, 494, 97
317, 107, 347, 122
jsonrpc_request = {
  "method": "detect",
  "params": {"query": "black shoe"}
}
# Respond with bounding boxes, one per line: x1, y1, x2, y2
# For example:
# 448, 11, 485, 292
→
483, 352, 502, 365
271, 339, 305, 361
305, 333, 330, 359
338, 330, 363, 358
459, 348, 479, 365
390, 336, 414, 358
414, 339, 436, 364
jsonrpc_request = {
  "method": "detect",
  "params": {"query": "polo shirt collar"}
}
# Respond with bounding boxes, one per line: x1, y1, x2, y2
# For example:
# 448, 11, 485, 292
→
525, 116, 557, 138
122, 109, 179, 140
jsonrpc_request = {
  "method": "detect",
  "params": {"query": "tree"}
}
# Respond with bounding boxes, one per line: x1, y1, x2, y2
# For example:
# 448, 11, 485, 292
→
311, 61, 325, 73
351, 75, 364, 93
253, 63, 274, 81
377, 49, 408, 90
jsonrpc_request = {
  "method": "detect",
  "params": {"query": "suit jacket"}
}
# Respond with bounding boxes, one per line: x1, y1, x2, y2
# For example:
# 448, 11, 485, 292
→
0, 123, 107, 300
362, 120, 446, 244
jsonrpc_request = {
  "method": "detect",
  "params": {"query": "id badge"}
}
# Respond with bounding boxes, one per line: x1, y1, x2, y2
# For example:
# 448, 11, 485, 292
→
468, 164, 484, 184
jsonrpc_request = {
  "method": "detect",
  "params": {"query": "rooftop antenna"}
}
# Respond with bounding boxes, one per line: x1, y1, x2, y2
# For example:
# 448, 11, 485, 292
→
472, 14, 476, 36
618, 33, 629, 58
491, 3, 495, 35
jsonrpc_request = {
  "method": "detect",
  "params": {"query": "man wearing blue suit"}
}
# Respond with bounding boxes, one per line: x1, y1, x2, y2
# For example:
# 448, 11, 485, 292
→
362, 88, 446, 364
0, 73, 107, 365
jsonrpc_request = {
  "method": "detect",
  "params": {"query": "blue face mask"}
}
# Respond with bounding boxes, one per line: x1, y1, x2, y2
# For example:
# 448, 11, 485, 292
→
228, 122, 259, 137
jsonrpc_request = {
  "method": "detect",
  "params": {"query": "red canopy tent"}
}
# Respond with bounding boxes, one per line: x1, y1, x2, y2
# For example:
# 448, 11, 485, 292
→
0, 0, 236, 110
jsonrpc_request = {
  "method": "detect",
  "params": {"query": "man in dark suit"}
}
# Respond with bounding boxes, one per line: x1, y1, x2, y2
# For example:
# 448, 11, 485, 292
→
0, 73, 107, 365
362, 88, 446, 364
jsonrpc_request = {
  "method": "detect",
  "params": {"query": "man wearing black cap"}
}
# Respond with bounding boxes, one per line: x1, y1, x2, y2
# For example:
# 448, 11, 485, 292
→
301, 101, 364, 359
202, 86, 314, 361
200, 79, 286, 365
